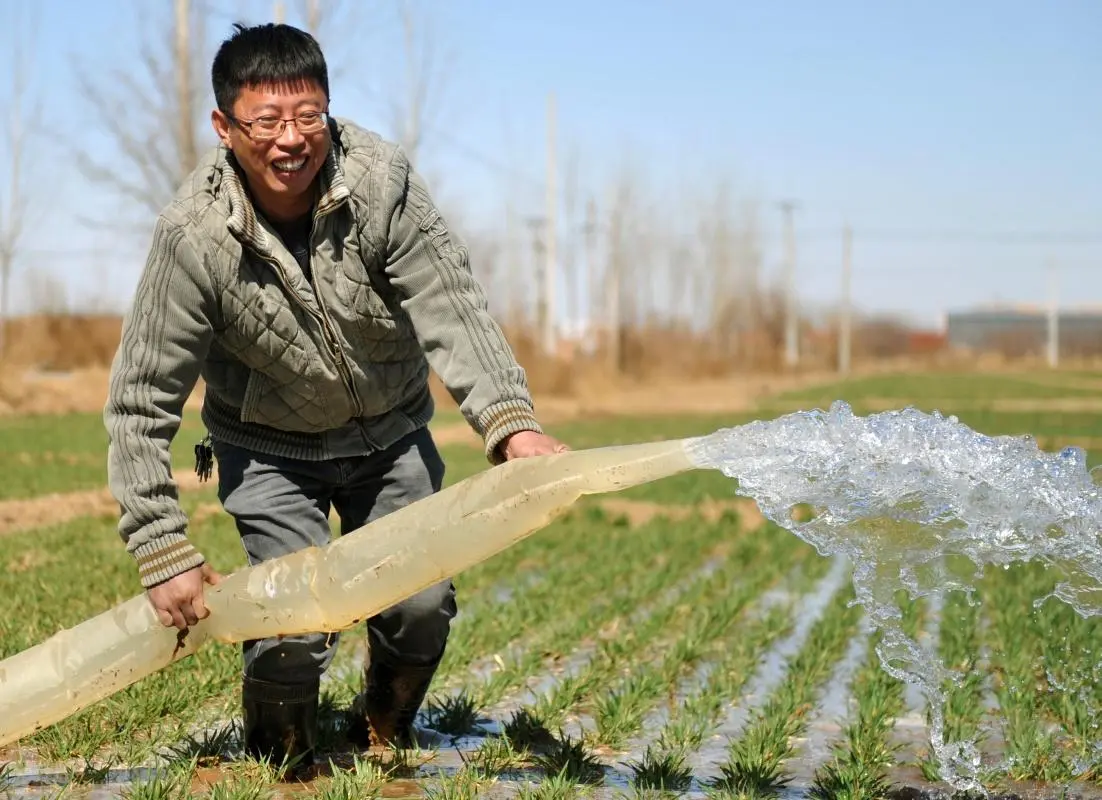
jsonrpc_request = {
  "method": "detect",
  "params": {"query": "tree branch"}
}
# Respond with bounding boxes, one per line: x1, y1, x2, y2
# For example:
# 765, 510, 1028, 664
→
70, 0, 213, 231
0, 3, 42, 356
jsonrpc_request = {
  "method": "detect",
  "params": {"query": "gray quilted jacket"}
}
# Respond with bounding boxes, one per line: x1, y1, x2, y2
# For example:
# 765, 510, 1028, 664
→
104, 117, 541, 588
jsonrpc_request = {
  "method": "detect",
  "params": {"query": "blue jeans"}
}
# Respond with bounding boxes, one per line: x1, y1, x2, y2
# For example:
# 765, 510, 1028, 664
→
212, 426, 457, 687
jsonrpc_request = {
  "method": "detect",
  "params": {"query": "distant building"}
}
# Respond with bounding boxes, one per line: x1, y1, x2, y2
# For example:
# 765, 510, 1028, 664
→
944, 306, 1102, 357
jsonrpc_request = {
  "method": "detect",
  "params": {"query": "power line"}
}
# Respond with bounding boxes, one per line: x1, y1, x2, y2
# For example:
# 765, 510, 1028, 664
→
784, 260, 1099, 275
795, 229, 1102, 245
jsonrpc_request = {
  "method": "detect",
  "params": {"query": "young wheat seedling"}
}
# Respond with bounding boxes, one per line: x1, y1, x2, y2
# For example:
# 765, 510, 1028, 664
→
624, 745, 693, 793
313, 754, 388, 800
531, 731, 606, 786
423, 689, 484, 738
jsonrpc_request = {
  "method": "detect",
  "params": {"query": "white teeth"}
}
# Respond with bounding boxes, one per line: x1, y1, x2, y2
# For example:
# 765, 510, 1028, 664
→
273, 158, 306, 172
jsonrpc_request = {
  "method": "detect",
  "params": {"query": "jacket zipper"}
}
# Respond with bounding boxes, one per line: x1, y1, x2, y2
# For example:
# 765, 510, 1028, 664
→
258, 246, 364, 419
307, 201, 365, 418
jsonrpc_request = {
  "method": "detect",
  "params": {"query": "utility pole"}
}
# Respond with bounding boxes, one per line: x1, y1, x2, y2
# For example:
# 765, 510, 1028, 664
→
839, 223, 853, 374
1046, 259, 1059, 368
562, 147, 579, 343
0, 7, 31, 361
306, 0, 320, 36
528, 218, 549, 351
273, 1, 285, 22
606, 192, 622, 374
174, 0, 196, 182
543, 91, 558, 356
779, 200, 799, 368
504, 197, 520, 327
584, 197, 599, 350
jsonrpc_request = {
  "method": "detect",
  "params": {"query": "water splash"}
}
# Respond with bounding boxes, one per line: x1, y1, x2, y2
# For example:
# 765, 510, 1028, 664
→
684, 400, 1102, 793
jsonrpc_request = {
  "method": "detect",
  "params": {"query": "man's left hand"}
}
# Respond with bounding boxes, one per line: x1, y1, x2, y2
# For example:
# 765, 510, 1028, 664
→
500, 430, 570, 460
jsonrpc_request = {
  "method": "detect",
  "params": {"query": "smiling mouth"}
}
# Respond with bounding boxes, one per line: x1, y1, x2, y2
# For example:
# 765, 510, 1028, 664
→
272, 157, 307, 173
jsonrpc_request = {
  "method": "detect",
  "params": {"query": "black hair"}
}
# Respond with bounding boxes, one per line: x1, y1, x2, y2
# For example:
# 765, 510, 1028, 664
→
211, 22, 330, 114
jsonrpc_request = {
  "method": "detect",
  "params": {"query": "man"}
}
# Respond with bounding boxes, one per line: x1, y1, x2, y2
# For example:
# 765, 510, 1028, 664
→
103, 21, 566, 770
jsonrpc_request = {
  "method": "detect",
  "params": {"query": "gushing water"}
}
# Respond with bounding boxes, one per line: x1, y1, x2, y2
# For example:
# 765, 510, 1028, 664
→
684, 400, 1102, 793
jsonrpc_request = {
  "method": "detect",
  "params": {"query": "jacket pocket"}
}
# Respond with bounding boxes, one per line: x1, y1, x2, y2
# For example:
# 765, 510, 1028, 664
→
240, 368, 345, 432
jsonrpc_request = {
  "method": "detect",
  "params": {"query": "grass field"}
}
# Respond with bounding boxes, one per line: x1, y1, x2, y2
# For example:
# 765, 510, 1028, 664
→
0, 369, 1100, 798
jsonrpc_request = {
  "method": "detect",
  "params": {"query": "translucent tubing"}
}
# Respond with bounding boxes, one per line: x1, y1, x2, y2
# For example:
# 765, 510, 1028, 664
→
0, 438, 698, 748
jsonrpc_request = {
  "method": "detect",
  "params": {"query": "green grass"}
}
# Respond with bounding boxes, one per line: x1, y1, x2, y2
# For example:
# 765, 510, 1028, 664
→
812, 591, 924, 798
710, 572, 862, 796
0, 404, 468, 502
0, 407, 210, 500
1, 368, 1101, 796
752, 369, 1102, 470
766, 371, 1102, 406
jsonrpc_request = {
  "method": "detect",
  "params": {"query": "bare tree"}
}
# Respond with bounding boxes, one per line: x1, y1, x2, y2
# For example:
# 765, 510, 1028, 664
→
295, 0, 339, 47
0, 5, 41, 359
301, 0, 321, 35
72, 0, 212, 231
388, 0, 452, 165
285, 1, 450, 171
602, 173, 630, 372
561, 145, 581, 339
697, 181, 763, 362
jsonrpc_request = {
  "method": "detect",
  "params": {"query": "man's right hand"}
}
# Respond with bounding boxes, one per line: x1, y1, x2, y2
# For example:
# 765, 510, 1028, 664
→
147, 564, 224, 630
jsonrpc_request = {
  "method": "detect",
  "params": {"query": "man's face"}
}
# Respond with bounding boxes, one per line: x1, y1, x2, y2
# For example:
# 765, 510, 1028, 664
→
212, 79, 330, 217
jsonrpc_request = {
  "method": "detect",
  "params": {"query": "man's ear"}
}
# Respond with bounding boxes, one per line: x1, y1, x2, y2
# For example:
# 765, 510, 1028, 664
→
211, 109, 233, 149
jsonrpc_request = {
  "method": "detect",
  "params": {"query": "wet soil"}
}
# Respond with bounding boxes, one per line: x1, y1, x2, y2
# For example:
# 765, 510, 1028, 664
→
9, 733, 1094, 799
187, 765, 426, 798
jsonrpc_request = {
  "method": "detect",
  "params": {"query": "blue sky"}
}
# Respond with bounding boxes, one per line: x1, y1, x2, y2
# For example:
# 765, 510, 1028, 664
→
5, 0, 1100, 328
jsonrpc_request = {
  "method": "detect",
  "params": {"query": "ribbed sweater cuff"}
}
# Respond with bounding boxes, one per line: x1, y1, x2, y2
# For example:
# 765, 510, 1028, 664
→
479, 399, 543, 465
132, 534, 206, 589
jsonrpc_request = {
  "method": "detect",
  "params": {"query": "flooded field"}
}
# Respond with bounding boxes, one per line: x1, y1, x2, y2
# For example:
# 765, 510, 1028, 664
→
1, 369, 1101, 798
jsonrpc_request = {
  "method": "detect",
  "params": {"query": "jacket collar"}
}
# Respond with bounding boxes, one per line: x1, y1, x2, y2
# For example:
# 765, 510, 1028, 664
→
221, 137, 350, 255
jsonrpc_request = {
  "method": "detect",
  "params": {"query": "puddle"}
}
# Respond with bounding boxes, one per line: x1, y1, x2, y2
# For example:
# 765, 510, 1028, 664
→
782, 621, 872, 789
685, 556, 852, 785
379, 778, 424, 797
600, 560, 818, 784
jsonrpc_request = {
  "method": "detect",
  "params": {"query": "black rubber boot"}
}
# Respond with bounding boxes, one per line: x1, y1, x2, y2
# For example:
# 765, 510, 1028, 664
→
347, 654, 440, 749
241, 675, 319, 774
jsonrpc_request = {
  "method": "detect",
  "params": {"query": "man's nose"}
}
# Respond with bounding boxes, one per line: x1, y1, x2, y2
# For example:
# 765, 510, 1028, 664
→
277, 119, 306, 147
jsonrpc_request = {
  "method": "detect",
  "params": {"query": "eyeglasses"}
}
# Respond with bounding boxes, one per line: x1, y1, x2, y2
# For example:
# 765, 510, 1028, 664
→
231, 111, 329, 141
